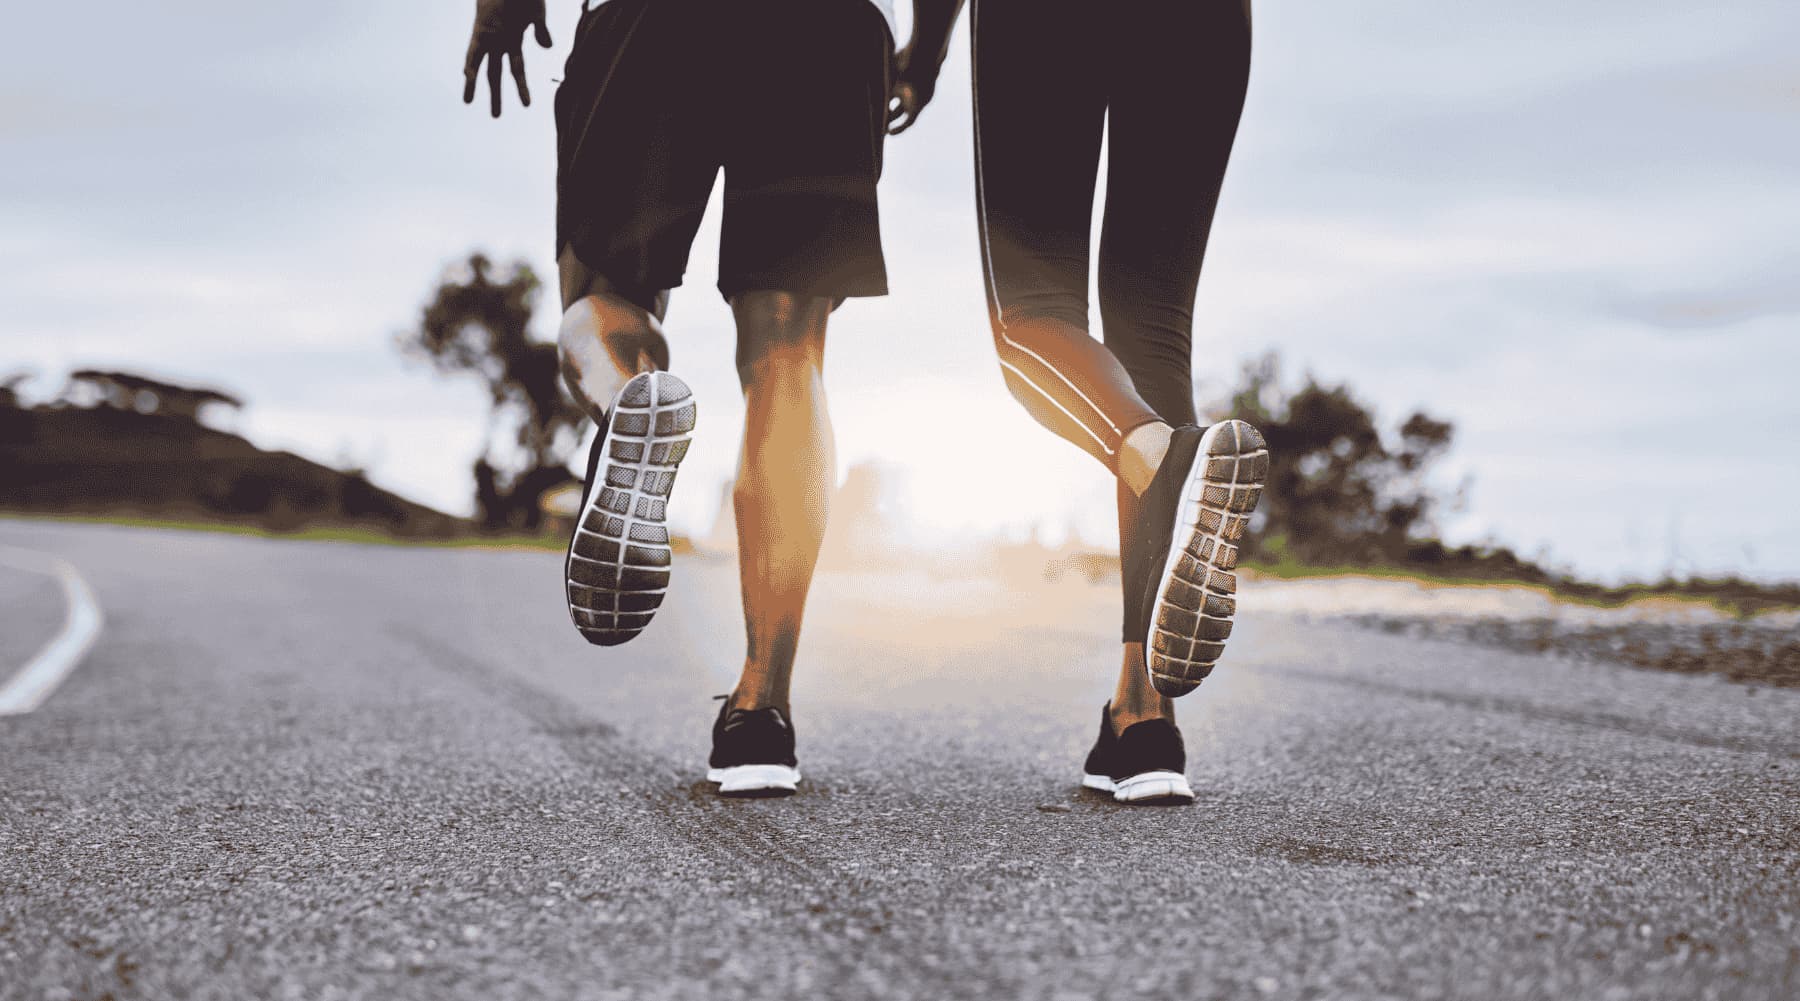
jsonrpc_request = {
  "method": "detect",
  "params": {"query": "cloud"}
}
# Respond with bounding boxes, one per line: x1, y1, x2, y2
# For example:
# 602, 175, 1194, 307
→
1613, 285, 1800, 331
4, 0, 1798, 580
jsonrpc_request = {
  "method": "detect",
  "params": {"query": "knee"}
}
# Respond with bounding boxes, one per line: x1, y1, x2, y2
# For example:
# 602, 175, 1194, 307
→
733, 290, 819, 331
993, 301, 1089, 345
989, 310, 1089, 398
732, 291, 831, 385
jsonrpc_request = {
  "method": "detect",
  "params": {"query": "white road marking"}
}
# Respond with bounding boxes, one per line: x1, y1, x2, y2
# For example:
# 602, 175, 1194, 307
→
0, 546, 104, 716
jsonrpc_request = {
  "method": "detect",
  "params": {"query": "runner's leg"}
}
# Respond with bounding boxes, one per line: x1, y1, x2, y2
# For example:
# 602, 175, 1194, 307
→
725, 292, 836, 714
970, 0, 1168, 477
1099, 0, 1250, 421
712, 0, 890, 715
1103, 0, 1253, 718
553, 0, 722, 420
553, 0, 719, 646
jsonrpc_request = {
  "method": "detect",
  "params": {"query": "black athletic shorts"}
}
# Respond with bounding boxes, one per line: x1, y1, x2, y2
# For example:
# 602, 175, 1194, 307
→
555, 0, 893, 310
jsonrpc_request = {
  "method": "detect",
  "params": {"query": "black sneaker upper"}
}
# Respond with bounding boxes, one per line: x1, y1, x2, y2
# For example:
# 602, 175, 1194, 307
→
709, 697, 798, 770
1121, 424, 1206, 643
564, 431, 608, 583
1082, 704, 1186, 782
580, 425, 607, 504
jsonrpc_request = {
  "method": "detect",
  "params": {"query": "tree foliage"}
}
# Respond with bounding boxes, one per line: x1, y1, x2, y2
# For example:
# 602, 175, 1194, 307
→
400, 253, 585, 530
1213, 353, 1459, 566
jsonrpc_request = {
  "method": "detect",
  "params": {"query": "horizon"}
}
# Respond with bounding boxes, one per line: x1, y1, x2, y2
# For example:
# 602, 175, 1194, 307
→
4, 0, 1796, 583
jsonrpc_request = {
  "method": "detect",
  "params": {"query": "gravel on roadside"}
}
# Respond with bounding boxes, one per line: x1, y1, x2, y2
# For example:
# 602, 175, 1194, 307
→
1342, 614, 1800, 688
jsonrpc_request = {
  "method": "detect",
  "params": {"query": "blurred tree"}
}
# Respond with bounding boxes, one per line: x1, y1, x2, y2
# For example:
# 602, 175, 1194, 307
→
400, 253, 585, 530
1214, 353, 1460, 566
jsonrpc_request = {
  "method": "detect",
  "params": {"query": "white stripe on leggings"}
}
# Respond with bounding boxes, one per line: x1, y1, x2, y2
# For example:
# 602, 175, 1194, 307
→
970, 0, 1118, 458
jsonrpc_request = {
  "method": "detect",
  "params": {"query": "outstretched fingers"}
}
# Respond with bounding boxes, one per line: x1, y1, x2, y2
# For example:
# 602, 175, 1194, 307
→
462, 36, 484, 105
486, 44, 504, 116
463, 1, 552, 118
508, 46, 531, 107
533, 5, 553, 49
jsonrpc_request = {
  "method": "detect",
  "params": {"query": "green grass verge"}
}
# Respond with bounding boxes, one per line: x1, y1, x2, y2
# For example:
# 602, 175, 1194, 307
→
1241, 557, 1800, 619
1, 511, 567, 552
10, 511, 1794, 618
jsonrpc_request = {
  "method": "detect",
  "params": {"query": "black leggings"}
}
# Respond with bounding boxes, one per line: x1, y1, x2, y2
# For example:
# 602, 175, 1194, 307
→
972, 0, 1251, 470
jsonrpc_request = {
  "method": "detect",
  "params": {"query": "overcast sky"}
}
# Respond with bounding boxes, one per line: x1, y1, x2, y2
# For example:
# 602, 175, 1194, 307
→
5, 0, 1796, 582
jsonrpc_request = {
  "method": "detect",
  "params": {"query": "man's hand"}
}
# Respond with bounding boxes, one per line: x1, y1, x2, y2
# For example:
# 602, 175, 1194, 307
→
463, 0, 554, 118
887, 45, 939, 136
888, 0, 964, 136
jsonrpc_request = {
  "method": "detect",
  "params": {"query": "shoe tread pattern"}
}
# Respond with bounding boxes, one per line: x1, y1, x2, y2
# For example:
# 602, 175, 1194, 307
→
1148, 419, 1267, 696
565, 371, 695, 646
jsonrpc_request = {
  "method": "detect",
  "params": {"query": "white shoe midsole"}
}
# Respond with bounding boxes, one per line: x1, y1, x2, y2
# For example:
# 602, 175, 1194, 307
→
1112, 770, 1194, 802
706, 764, 800, 792
1085, 770, 1194, 802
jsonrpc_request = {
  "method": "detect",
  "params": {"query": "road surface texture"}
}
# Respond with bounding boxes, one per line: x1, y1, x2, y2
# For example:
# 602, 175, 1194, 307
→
2, 520, 1796, 1000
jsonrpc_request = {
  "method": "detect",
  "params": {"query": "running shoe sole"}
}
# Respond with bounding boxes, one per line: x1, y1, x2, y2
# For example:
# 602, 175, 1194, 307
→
1145, 419, 1269, 697
1081, 770, 1196, 805
565, 371, 696, 646
706, 764, 801, 798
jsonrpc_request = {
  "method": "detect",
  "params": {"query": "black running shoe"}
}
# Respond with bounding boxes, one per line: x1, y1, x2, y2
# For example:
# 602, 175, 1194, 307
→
707, 698, 800, 797
564, 371, 696, 646
1132, 419, 1268, 696
1080, 704, 1194, 805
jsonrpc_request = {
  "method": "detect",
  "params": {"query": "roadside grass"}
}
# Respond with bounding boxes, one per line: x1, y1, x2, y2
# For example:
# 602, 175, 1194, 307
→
9, 511, 1794, 618
1243, 556, 1800, 620
1, 511, 567, 553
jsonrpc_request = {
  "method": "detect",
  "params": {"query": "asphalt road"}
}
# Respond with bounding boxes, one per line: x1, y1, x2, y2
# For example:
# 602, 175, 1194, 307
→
2, 520, 1796, 1001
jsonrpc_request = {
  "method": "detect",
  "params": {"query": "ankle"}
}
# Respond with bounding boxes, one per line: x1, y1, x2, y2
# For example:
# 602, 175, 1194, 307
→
1119, 421, 1174, 496
1111, 643, 1174, 731
1110, 696, 1173, 732
728, 683, 788, 715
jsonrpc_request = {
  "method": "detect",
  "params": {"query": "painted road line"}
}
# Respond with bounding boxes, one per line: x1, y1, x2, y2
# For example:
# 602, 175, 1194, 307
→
0, 546, 104, 716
